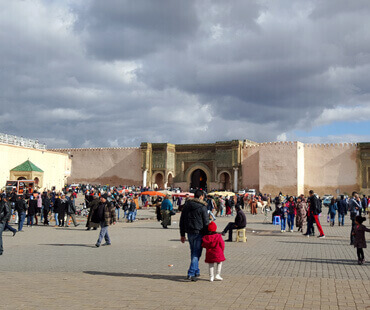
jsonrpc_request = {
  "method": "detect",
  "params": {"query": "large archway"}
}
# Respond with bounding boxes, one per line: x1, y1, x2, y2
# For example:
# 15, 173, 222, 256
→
191, 169, 207, 191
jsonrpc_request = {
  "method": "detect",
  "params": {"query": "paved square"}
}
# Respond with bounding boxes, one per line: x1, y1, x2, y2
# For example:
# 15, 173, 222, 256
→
1, 207, 369, 309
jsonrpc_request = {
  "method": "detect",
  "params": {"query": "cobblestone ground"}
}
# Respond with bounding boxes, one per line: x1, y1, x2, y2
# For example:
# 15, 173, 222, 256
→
1, 205, 369, 309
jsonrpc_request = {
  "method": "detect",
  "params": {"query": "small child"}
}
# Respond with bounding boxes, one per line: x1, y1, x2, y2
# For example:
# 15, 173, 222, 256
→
280, 203, 288, 233
352, 216, 370, 265
202, 221, 225, 282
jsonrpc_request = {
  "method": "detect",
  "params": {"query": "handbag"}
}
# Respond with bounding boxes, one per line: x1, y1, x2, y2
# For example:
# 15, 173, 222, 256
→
169, 209, 176, 216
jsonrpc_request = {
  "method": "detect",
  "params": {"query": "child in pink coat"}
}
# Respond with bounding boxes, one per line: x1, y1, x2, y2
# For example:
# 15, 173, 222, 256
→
202, 221, 226, 282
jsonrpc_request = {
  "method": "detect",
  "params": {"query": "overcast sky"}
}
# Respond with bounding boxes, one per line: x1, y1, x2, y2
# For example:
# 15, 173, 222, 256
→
1, 0, 370, 148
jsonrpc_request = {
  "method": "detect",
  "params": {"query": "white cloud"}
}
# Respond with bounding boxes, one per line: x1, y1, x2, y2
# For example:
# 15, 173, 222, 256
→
39, 109, 92, 121
315, 105, 370, 126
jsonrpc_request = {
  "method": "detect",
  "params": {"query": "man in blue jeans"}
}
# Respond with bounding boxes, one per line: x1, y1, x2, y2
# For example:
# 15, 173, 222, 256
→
90, 194, 116, 247
180, 189, 209, 281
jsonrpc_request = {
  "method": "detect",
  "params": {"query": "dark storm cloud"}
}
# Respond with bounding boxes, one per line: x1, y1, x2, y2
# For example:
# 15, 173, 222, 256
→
0, 0, 369, 148
76, 0, 199, 60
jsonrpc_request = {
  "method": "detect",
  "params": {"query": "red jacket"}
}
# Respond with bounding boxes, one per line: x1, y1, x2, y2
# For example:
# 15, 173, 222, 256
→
202, 233, 226, 263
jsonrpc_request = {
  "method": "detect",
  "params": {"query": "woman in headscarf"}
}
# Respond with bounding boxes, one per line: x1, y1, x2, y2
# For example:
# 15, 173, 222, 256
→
296, 196, 307, 232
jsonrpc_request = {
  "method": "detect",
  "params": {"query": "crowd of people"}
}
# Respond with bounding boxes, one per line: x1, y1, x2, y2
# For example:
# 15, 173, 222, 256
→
1, 184, 369, 271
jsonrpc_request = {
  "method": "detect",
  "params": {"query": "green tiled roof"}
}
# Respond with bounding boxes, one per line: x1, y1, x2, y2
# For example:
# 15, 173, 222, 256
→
11, 160, 43, 172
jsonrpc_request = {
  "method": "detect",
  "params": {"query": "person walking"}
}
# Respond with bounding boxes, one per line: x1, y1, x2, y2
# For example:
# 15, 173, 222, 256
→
337, 195, 348, 226
37, 192, 42, 223
161, 195, 173, 229
225, 197, 232, 216
328, 198, 337, 227
249, 197, 258, 215
65, 196, 79, 227
206, 195, 216, 221
349, 192, 362, 245
221, 205, 247, 241
127, 197, 136, 223
86, 194, 100, 230
53, 194, 60, 227
280, 201, 288, 233
0, 195, 11, 255
90, 194, 116, 247
361, 195, 368, 214
219, 196, 225, 216
27, 194, 37, 227
286, 196, 296, 232
58, 195, 68, 227
303, 199, 316, 237
180, 190, 209, 281
352, 216, 370, 265
133, 194, 140, 221
42, 192, 51, 225
308, 190, 325, 238
202, 221, 225, 282
154, 197, 162, 222
296, 197, 307, 232
15, 195, 27, 232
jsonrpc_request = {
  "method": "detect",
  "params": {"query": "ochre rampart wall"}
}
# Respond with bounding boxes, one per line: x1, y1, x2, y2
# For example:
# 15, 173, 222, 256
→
241, 145, 260, 191
242, 142, 360, 197
303, 143, 359, 196
258, 142, 299, 196
50, 148, 142, 186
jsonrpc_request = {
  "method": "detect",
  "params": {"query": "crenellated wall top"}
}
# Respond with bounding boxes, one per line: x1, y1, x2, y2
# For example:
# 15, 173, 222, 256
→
243, 141, 358, 148
48, 147, 140, 152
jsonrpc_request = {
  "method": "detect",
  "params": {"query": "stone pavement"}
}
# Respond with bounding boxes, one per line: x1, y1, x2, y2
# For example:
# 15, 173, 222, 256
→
1, 209, 369, 309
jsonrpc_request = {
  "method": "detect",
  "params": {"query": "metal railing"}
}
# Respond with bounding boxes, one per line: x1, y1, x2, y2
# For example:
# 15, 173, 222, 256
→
0, 133, 47, 150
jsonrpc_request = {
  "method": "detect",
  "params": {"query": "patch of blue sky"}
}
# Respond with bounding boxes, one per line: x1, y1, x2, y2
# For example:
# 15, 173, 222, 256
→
295, 120, 370, 138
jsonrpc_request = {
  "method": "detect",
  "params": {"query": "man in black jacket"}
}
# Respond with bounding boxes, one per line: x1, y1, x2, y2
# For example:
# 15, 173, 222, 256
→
15, 195, 27, 231
42, 192, 51, 226
65, 195, 79, 227
308, 190, 325, 238
337, 195, 348, 226
221, 205, 247, 241
180, 189, 209, 281
0, 195, 11, 255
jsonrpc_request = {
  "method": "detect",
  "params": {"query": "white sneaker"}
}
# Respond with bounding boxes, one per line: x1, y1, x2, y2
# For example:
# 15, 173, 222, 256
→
210, 276, 214, 282
290, 230, 293, 232
215, 274, 223, 281
281, 230, 284, 233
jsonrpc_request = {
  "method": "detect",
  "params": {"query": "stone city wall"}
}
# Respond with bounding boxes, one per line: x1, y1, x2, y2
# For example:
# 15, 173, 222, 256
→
241, 145, 260, 191
303, 143, 359, 196
258, 142, 301, 196
242, 142, 360, 197
0, 143, 70, 191
50, 147, 142, 186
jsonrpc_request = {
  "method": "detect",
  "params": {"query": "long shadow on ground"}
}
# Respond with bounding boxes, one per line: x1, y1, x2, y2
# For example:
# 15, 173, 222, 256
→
40, 243, 96, 248
277, 240, 347, 245
279, 258, 361, 265
83, 271, 207, 282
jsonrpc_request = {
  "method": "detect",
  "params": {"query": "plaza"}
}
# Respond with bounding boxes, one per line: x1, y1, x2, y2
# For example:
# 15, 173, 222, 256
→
1, 203, 369, 310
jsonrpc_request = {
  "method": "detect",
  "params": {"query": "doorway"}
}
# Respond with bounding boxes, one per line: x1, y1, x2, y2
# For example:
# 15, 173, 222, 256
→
219, 172, 231, 191
191, 169, 207, 191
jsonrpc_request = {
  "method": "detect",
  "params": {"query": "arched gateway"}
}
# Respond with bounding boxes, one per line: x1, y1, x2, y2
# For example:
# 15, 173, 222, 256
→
141, 141, 244, 191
